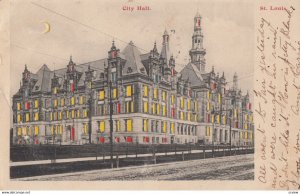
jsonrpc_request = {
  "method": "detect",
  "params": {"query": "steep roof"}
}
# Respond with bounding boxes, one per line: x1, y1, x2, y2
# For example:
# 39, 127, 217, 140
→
122, 41, 147, 75
179, 62, 203, 87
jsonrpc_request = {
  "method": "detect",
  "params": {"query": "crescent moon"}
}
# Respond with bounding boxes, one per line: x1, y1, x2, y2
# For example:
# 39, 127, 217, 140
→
42, 22, 51, 34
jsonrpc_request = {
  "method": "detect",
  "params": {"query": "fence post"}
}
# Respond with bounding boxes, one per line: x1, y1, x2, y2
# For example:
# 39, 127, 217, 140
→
116, 154, 119, 168
153, 149, 156, 164
223, 147, 225, 156
182, 151, 185, 161
203, 146, 206, 159
102, 144, 105, 161
175, 144, 177, 155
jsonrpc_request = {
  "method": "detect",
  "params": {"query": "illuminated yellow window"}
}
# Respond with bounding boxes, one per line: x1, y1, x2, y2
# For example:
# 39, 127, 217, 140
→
143, 119, 148, 132
187, 99, 191, 110
17, 127, 22, 136
22, 127, 27, 136
34, 126, 39, 135
171, 123, 175, 134
25, 113, 30, 122
153, 88, 158, 99
194, 101, 198, 111
71, 97, 75, 105
59, 125, 63, 134
162, 105, 166, 116
113, 88, 117, 99
250, 132, 253, 139
17, 114, 21, 123
188, 112, 191, 121
163, 121, 167, 133
79, 96, 84, 104
59, 111, 63, 120
250, 115, 253, 122
50, 112, 53, 121
116, 120, 120, 132
152, 103, 156, 114
157, 104, 160, 115
83, 109, 88, 118
84, 123, 88, 134
207, 102, 210, 111
17, 103, 21, 110
162, 91, 166, 101
53, 87, 57, 94
77, 110, 81, 118
71, 110, 75, 118
180, 97, 184, 109
223, 115, 227, 125
217, 115, 220, 124
244, 123, 248, 129
245, 132, 248, 139
218, 93, 221, 104
211, 114, 215, 123
171, 95, 175, 104
35, 100, 39, 108
99, 90, 105, 100
180, 111, 184, 120
66, 111, 69, 119
60, 98, 65, 107
34, 112, 39, 121
240, 131, 243, 139
207, 91, 211, 99
99, 121, 105, 133
143, 85, 148, 97
51, 125, 55, 135
206, 126, 211, 136
143, 101, 148, 113
126, 85, 132, 97
234, 109, 238, 118
126, 119, 132, 132
53, 99, 57, 107
245, 114, 248, 121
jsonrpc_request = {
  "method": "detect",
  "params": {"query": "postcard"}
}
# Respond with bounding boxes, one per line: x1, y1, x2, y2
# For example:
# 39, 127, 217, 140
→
0, 0, 299, 190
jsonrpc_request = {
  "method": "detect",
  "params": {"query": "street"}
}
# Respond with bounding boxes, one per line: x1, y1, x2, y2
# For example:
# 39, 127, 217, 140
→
17, 154, 254, 181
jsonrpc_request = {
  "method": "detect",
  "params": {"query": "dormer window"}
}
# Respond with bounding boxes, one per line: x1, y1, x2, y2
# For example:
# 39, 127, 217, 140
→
127, 67, 132, 73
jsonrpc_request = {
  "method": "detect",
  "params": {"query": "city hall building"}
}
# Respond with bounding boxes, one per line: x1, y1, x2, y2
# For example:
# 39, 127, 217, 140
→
11, 13, 254, 146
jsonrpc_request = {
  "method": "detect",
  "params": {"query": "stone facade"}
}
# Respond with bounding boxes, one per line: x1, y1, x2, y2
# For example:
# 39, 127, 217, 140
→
11, 12, 254, 146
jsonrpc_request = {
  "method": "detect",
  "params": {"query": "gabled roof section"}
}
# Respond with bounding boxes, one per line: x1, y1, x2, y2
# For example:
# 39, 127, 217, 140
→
180, 62, 203, 87
32, 64, 53, 92
122, 41, 147, 75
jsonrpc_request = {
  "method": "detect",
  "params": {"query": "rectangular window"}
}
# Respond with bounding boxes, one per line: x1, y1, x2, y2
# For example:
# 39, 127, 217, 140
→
59, 111, 63, 120
126, 119, 132, 132
244, 123, 248, 129
61, 98, 65, 107
211, 114, 215, 123
18, 127, 22, 136
143, 101, 148, 113
71, 110, 75, 119
207, 91, 211, 99
83, 109, 88, 118
180, 97, 184, 109
84, 123, 88, 134
34, 126, 39, 135
171, 123, 175, 134
162, 105, 166, 116
206, 126, 211, 136
223, 115, 227, 125
234, 109, 238, 118
59, 125, 63, 135
35, 100, 39, 108
194, 101, 198, 111
113, 88, 117, 99
17, 114, 21, 123
218, 93, 222, 104
51, 125, 55, 135
71, 97, 75, 105
163, 121, 167, 133
153, 88, 158, 99
116, 120, 120, 132
157, 103, 160, 115
79, 96, 85, 105
143, 119, 148, 132
25, 102, 30, 110
99, 90, 105, 100
53, 99, 58, 108
180, 111, 184, 120
126, 101, 134, 113
126, 85, 132, 97
50, 112, 53, 121
34, 112, 39, 121
207, 102, 210, 111
25, 113, 30, 122
187, 99, 191, 110
143, 85, 148, 97
77, 109, 81, 118
99, 121, 105, 133
171, 95, 175, 104
217, 115, 220, 124
188, 112, 191, 121
17, 102, 21, 110
66, 111, 69, 119
152, 103, 156, 114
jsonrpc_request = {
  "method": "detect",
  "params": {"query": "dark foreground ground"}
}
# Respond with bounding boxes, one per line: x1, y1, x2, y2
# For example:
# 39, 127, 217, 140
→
16, 154, 254, 181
